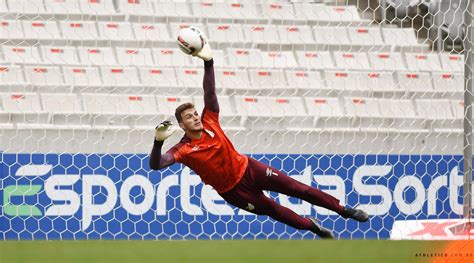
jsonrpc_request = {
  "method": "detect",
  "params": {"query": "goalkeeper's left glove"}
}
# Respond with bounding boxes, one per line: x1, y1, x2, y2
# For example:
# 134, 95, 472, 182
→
155, 120, 176, 141
193, 41, 213, 61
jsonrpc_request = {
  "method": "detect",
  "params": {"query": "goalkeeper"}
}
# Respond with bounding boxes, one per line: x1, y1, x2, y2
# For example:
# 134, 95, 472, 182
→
149, 43, 368, 239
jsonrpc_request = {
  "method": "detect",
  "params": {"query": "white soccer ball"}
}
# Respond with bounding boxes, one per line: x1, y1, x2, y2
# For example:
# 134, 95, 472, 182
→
177, 26, 205, 55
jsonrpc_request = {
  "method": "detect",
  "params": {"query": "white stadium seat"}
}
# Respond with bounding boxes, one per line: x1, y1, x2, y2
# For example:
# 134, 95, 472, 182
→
248, 69, 288, 91
333, 51, 371, 70
261, 51, 298, 69
347, 27, 384, 46
2, 45, 42, 64
116, 48, 154, 66
0, 65, 26, 86
44, 0, 82, 16
62, 66, 102, 87
175, 67, 204, 89
207, 23, 246, 44
152, 48, 193, 67
397, 72, 433, 92
431, 73, 463, 93
97, 22, 134, 41
343, 97, 382, 118
325, 71, 360, 91
155, 95, 193, 116
191, 2, 232, 20
368, 52, 406, 71
8, 0, 45, 14
261, 2, 296, 20
277, 25, 314, 45
379, 99, 416, 119
0, 0, 7, 13
297, 4, 361, 23
416, 99, 454, 120
41, 93, 88, 128
227, 48, 263, 68
82, 93, 130, 129
79, 0, 115, 15
0, 20, 24, 39
305, 97, 344, 118
323, 5, 362, 23
293, 3, 326, 22
382, 28, 420, 48
132, 23, 171, 42
362, 71, 398, 92
153, 1, 192, 18
439, 53, 463, 72
121, 94, 161, 128
1, 92, 48, 125
313, 26, 351, 46
285, 70, 325, 91
450, 100, 464, 119
139, 68, 178, 88
60, 21, 99, 40
295, 51, 335, 70
225, 1, 260, 20
22, 20, 61, 40
117, 0, 155, 16
24, 66, 63, 86
77, 47, 116, 65
214, 68, 251, 91
100, 67, 140, 87
41, 46, 80, 65
242, 24, 279, 44
405, 53, 443, 72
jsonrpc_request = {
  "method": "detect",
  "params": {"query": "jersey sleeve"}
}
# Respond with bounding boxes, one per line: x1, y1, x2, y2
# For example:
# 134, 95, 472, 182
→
167, 143, 184, 163
201, 107, 220, 126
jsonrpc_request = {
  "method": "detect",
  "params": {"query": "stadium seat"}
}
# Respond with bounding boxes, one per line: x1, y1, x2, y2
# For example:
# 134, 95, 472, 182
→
343, 97, 390, 131
41, 93, 89, 128
333, 51, 371, 70
439, 53, 463, 72
295, 51, 335, 70
277, 25, 314, 45
368, 52, 406, 71
116, 48, 154, 66
397, 72, 433, 92
261, 51, 298, 69
326, 70, 397, 92
248, 69, 289, 93
261, 2, 296, 20
0, 65, 25, 86
313, 26, 351, 46
304, 97, 350, 130
347, 26, 384, 46
132, 23, 172, 42
60, 21, 99, 41
415, 99, 456, 131
117, 0, 155, 16
362, 71, 398, 92
175, 67, 204, 90
62, 66, 102, 87
100, 67, 140, 87
77, 47, 116, 65
293, 3, 326, 22
169, 23, 205, 41
0, 20, 24, 39
22, 20, 61, 40
190, 2, 232, 20
8, 0, 45, 14
324, 71, 354, 92
378, 98, 421, 131
152, 48, 193, 67
207, 23, 246, 44
450, 100, 463, 120
153, 1, 192, 19
431, 73, 463, 93
2, 45, 42, 64
242, 24, 280, 44
97, 22, 135, 41
382, 27, 421, 48
285, 70, 326, 92
192, 95, 241, 129
24, 66, 63, 87
405, 53, 443, 72
79, 0, 115, 16
214, 68, 251, 92
227, 48, 263, 68
225, 1, 260, 20
82, 93, 130, 129
41, 46, 80, 65
44, 0, 82, 16
323, 5, 362, 23
0, 0, 7, 13
0, 92, 48, 125
121, 94, 160, 128
155, 95, 193, 117
139, 68, 178, 88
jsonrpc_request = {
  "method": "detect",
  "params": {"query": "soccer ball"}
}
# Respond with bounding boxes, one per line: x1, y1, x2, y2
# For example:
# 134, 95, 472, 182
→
177, 26, 205, 55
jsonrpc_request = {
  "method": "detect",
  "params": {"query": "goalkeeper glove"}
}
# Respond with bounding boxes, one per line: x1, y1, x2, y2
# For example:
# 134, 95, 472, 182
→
193, 41, 213, 61
155, 120, 176, 141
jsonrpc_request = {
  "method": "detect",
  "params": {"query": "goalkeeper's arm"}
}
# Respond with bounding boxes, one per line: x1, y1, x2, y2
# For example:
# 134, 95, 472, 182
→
193, 43, 219, 113
149, 121, 176, 170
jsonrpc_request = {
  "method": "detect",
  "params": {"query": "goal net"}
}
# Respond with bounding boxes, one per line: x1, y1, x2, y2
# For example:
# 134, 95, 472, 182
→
0, 0, 472, 240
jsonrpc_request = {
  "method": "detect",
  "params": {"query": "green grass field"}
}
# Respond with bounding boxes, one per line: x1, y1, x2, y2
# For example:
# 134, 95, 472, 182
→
0, 240, 455, 263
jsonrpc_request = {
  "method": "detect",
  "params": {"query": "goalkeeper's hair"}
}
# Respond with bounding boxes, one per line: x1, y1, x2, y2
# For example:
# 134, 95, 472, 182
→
175, 102, 195, 123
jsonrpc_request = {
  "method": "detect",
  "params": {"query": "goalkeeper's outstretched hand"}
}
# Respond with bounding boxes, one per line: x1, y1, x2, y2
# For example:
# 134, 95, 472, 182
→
155, 120, 176, 141
193, 41, 213, 61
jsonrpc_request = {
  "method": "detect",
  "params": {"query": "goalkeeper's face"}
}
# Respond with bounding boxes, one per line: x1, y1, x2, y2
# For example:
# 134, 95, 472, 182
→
179, 107, 203, 132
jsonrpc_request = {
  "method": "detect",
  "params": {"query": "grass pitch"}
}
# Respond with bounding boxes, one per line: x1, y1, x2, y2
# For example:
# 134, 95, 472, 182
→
0, 240, 464, 263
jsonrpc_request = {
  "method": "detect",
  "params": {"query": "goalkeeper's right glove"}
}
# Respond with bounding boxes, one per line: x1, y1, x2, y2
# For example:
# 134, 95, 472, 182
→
155, 120, 176, 141
192, 42, 213, 61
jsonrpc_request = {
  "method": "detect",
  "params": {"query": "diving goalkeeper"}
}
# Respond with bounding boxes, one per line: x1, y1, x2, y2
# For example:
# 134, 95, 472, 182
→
149, 43, 368, 239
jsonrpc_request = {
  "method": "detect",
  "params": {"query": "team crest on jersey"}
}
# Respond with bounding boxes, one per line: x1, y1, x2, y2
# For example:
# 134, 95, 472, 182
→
192, 145, 200, 151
